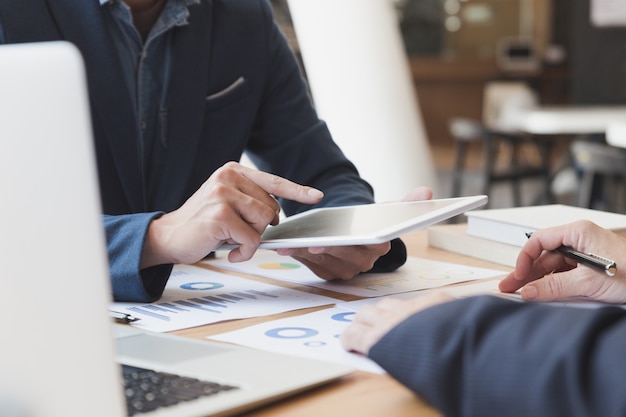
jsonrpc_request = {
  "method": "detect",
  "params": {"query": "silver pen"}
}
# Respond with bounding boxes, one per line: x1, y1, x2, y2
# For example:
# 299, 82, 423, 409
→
109, 310, 140, 323
526, 232, 617, 276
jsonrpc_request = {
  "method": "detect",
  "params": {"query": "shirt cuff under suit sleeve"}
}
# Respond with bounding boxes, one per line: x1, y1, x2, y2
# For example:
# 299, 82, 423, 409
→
104, 212, 173, 302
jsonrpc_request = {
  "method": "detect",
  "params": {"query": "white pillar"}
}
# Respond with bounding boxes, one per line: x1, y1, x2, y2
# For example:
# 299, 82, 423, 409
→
286, 0, 436, 202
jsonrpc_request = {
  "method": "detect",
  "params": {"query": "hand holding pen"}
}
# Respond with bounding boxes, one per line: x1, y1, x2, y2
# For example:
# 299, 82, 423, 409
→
499, 220, 626, 304
524, 232, 616, 277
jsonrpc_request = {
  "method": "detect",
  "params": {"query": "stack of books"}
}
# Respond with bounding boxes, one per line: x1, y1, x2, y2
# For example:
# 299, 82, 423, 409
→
427, 204, 626, 267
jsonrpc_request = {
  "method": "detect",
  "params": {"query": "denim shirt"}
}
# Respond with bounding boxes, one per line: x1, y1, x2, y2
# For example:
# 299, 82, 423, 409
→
99, 0, 198, 207
0, 1, 197, 206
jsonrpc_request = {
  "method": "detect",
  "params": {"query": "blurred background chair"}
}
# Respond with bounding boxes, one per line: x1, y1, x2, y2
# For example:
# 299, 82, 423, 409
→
450, 81, 553, 208
606, 122, 626, 149
571, 139, 626, 213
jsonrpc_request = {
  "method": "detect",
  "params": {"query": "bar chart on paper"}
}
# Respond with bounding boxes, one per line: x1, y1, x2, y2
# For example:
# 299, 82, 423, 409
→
205, 251, 507, 297
110, 264, 339, 332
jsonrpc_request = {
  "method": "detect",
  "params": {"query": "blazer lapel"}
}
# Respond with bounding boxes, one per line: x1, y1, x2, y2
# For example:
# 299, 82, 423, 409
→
46, 0, 144, 212
152, 0, 213, 209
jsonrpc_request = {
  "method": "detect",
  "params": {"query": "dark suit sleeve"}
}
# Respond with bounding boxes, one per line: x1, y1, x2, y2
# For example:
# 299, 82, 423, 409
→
369, 295, 626, 417
368, 238, 407, 273
104, 213, 172, 302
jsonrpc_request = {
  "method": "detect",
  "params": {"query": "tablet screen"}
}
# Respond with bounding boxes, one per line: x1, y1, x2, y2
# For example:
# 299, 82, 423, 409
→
251, 195, 487, 249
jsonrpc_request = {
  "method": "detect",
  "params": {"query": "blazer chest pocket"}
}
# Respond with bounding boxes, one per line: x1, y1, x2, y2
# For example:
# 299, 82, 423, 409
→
206, 76, 250, 110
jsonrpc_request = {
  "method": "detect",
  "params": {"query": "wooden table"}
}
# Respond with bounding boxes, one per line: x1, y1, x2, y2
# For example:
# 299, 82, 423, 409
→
171, 230, 511, 417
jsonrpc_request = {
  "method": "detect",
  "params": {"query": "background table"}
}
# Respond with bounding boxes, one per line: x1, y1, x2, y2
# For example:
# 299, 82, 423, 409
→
507, 106, 626, 205
514, 106, 626, 135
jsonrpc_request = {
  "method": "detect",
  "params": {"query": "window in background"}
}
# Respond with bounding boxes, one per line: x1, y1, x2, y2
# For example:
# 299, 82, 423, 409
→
396, 0, 547, 62
395, 0, 445, 56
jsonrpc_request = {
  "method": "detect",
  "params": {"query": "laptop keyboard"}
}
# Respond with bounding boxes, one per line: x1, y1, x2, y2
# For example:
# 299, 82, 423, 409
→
122, 364, 239, 416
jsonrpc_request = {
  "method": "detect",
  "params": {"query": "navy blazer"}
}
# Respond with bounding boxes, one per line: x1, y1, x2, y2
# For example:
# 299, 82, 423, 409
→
370, 295, 626, 417
0, 0, 404, 301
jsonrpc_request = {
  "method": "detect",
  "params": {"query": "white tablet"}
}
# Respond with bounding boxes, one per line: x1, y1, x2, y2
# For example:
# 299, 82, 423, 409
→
220, 195, 487, 250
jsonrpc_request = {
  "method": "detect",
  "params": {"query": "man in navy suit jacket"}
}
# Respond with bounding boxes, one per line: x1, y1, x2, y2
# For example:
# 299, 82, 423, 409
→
0, 0, 429, 301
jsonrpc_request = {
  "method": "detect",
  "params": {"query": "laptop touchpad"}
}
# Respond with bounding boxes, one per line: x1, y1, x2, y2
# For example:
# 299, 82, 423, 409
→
116, 334, 229, 364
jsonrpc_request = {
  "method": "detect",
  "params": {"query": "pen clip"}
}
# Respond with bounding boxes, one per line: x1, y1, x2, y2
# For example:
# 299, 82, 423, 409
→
586, 253, 617, 276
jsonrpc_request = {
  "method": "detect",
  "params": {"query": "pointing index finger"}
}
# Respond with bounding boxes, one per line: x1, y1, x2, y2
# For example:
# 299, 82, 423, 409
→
239, 165, 324, 204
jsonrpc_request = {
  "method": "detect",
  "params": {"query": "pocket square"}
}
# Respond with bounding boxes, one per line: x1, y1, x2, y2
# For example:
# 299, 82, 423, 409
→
206, 76, 246, 101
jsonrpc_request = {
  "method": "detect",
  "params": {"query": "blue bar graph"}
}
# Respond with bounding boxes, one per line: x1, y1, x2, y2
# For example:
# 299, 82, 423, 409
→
111, 265, 337, 332
128, 306, 170, 321
175, 300, 221, 314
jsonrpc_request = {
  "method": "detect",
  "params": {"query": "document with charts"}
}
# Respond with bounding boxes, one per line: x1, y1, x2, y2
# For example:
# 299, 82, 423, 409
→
209, 280, 506, 375
204, 251, 506, 297
110, 264, 339, 332
209, 306, 385, 374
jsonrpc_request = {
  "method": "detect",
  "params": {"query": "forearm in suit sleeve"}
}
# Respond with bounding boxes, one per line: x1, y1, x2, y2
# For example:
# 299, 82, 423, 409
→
369, 295, 626, 417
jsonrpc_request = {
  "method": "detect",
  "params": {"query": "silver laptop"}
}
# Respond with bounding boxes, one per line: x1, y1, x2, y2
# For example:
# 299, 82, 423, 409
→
0, 41, 352, 417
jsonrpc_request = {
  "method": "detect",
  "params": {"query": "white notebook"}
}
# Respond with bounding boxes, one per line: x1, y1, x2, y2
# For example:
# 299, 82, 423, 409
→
465, 204, 626, 247
428, 224, 520, 267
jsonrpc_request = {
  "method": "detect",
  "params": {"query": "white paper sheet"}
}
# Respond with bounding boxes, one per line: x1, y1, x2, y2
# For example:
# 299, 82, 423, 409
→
204, 251, 507, 297
209, 306, 384, 374
339, 279, 507, 310
110, 264, 339, 332
209, 280, 507, 374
